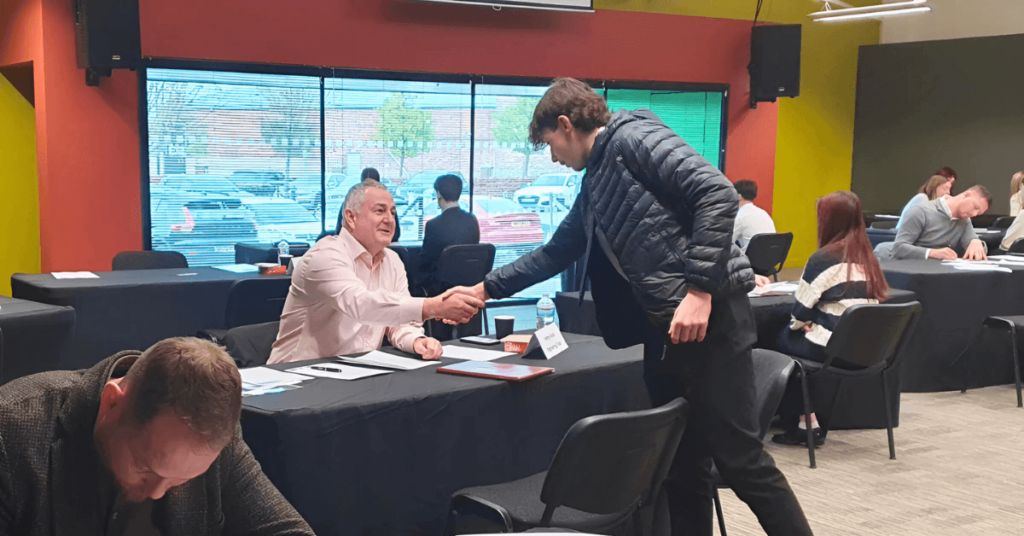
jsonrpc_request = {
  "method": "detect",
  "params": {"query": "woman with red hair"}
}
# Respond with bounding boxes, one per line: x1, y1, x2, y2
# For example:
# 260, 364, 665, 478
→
772, 191, 890, 447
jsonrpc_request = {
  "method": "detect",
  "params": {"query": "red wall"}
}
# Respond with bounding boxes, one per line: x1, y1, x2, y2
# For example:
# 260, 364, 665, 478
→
22, 0, 777, 271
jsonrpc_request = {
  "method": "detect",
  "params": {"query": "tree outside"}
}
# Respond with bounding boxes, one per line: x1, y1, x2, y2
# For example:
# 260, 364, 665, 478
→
491, 96, 542, 179
374, 94, 435, 180
260, 88, 319, 181
147, 81, 216, 176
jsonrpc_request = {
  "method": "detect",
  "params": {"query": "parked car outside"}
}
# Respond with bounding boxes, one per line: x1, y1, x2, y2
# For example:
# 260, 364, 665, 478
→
242, 197, 322, 244
513, 172, 582, 211
400, 196, 543, 245
150, 192, 258, 265
396, 170, 467, 201
230, 170, 287, 197
153, 174, 251, 198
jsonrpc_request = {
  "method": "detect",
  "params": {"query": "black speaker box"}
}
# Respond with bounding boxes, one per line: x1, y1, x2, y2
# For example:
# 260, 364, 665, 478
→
75, 0, 141, 84
749, 24, 801, 107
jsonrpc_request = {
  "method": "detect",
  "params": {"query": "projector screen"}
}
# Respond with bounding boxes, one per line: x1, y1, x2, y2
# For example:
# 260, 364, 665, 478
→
415, 0, 593, 11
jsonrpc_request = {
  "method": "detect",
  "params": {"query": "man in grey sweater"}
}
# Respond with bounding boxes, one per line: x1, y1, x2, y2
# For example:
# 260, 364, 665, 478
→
875, 185, 991, 261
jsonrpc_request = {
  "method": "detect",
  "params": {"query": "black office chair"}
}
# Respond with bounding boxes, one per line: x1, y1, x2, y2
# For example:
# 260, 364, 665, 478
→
112, 251, 188, 271
0, 327, 5, 388
223, 321, 280, 368
445, 397, 688, 536
992, 217, 1015, 230
1008, 238, 1024, 254
787, 301, 922, 468
745, 232, 793, 282
869, 220, 898, 230
390, 245, 411, 271
198, 278, 291, 344
955, 316, 1023, 408
712, 349, 795, 536
428, 244, 497, 337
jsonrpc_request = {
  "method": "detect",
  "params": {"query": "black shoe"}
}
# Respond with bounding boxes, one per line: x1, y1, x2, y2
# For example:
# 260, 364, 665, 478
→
771, 428, 825, 447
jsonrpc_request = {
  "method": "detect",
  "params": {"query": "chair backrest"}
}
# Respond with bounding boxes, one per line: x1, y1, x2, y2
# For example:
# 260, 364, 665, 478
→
223, 321, 280, 368
436, 244, 497, 288
992, 216, 1014, 230
745, 232, 794, 277
112, 251, 189, 271
0, 327, 5, 387
870, 220, 897, 230
750, 349, 797, 440
224, 278, 292, 329
1009, 238, 1024, 254
539, 398, 689, 521
824, 301, 922, 371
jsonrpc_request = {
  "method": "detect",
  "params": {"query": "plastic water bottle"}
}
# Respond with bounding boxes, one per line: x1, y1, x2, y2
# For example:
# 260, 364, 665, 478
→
277, 240, 290, 263
536, 294, 556, 329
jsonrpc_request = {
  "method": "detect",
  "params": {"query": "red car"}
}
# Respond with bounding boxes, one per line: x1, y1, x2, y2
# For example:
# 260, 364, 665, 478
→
418, 196, 543, 245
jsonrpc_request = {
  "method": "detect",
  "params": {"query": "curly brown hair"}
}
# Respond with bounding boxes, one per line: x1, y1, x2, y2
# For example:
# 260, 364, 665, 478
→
528, 78, 610, 149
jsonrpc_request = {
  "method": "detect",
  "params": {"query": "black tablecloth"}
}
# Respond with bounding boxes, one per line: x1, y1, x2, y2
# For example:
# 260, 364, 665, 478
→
882, 259, 1024, 392
0, 296, 76, 383
11, 269, 287, 369
240, 333, 648, 536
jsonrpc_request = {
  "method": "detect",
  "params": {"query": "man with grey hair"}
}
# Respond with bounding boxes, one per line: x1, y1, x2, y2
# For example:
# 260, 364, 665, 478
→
270, 179, 483, 364
0, 337, 314, 534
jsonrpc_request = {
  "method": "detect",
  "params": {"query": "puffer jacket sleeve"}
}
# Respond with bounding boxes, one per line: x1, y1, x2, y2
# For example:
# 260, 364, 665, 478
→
484, 193, 588, 300
619, 121, 748, 296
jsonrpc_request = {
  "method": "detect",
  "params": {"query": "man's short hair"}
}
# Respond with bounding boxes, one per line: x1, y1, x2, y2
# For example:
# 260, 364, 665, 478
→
734, 180, 758, 202
121, 337, 241, 450
528, 78, 611, 149
969, 184, 992, 208
360, 168, 380, 182
434, 174, 463, 203
339, 179, 389, 232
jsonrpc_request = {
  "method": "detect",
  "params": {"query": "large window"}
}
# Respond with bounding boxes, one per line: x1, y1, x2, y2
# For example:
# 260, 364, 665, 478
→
145, 67, 726, 298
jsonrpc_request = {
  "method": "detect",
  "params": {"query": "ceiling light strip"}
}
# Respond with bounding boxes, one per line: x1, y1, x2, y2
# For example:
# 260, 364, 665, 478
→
810, 0, 926, 18
817, 6, 930, 22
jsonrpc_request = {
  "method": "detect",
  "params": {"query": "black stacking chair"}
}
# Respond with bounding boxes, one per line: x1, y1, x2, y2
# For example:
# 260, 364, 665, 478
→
1008, 238, 1024, 254
223, 321, 280, 369
992, 217, 1015, 230
427, 244, 497, 338
445, 398, 689, 536
112, 251, 188, 271
957, 317, 1023, 408
198, 278, 291, 344
745, 232, 793, 282
869, 220, 898, 230
712, 349, 795, 536
787, 302, 922, 468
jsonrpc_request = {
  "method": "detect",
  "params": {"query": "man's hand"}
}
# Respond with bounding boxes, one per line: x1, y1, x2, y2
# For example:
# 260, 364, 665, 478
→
928, 247, 957, 260
754, 274, 771, 287
801, 322, 814, 333
442, 283, 489, 303
423, 293, 483, 324
413, 337, 443, 360
668, 288, 712, 344
963, 239, 988, 261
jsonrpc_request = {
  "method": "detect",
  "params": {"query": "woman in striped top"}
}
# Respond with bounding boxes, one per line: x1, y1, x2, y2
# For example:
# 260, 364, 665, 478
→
772, 191, 890, 447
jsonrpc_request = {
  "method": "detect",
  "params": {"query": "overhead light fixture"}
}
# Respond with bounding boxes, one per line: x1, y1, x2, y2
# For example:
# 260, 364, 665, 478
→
810, 0, 931, 22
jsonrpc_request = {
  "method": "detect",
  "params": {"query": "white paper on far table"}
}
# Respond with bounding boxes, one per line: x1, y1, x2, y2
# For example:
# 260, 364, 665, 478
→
52, 271, 100, 279
748, 282, 799, 297
441, 345, 516, 361
335, 350, 440, 370
288, 364, 392, 381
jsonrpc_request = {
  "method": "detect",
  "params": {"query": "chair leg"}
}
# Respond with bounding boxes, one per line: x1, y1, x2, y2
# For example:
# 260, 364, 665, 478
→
713, 488, 727, 536
881, 369, 896, 460
954, 324, 985, 394
1011, 327, 1022, 408
798, 365, 816, 469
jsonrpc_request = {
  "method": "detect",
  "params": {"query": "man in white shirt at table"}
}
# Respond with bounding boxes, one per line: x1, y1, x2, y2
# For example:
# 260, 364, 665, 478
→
732, 180, 776, 252
268, 180, 483, 364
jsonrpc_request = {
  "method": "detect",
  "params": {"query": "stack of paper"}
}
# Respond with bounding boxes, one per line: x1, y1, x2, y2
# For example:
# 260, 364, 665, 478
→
940, 260, 1012, 273
336, 350, 441, 370
240, 367, 312, 396
748, 282, 799, 297
52, 272, 100, 279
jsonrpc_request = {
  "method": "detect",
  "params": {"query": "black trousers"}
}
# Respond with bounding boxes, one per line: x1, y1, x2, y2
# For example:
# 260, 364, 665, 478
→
642, 294, 813, 536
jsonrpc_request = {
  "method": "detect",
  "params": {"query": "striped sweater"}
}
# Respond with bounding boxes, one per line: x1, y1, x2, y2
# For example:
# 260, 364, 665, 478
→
790, 249, 878, 347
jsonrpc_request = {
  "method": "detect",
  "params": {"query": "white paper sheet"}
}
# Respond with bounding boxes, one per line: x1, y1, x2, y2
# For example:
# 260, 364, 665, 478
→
335, 350, 440, 370
941, 260, 1013, 273
748, 282, 799, 297
52, 271, 100, 279
239, 367, 312, 387
441, 346, 516, 361
288, 364, 392, 381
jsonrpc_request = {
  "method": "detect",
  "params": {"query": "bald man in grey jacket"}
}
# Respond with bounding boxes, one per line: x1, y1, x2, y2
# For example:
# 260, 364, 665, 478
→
875, 186, 991, 261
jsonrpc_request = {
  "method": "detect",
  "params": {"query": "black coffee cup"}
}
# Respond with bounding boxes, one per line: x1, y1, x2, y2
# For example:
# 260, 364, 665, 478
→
494, 315, 515, 340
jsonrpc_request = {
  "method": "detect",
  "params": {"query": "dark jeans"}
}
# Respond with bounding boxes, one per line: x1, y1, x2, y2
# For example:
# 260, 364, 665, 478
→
642, 294, 813, 536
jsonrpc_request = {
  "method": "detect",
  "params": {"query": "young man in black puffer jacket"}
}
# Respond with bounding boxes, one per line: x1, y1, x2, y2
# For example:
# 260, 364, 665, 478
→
445, 78, 813, 536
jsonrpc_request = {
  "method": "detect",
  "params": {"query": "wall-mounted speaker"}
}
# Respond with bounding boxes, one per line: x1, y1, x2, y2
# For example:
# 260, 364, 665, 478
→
749, 24, 801, 108
74, 0, 141, 86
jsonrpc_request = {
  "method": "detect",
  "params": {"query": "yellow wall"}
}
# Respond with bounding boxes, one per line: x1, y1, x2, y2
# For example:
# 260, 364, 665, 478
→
596, 0, 880, 265
0, 73, 41, 295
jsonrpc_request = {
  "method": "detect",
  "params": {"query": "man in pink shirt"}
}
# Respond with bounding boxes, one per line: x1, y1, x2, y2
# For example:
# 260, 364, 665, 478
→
268, 181, 483, 364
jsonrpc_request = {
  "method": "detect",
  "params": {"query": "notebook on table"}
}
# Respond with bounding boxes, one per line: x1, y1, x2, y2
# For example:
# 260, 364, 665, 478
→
437, 361, 554, 382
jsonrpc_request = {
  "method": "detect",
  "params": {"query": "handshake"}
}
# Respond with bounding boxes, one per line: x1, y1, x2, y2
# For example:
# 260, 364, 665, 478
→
422, 283, 491, 325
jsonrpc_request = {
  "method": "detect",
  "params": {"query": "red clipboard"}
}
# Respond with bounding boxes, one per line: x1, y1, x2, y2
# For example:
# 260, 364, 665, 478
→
437, 361, 554, 382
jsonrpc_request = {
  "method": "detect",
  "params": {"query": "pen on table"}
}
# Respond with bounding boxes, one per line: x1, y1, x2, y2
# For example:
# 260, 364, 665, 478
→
311, 365, 344, 373
177, 273, 198, 276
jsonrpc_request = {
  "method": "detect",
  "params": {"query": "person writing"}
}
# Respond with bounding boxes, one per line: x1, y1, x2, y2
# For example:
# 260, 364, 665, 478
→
895, 174, 954, 230
874, 186, 991, 261
0, 337, 314, 535
771, 191, 890, 447
445, 78, 811, 536
269, 180, 483, 364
